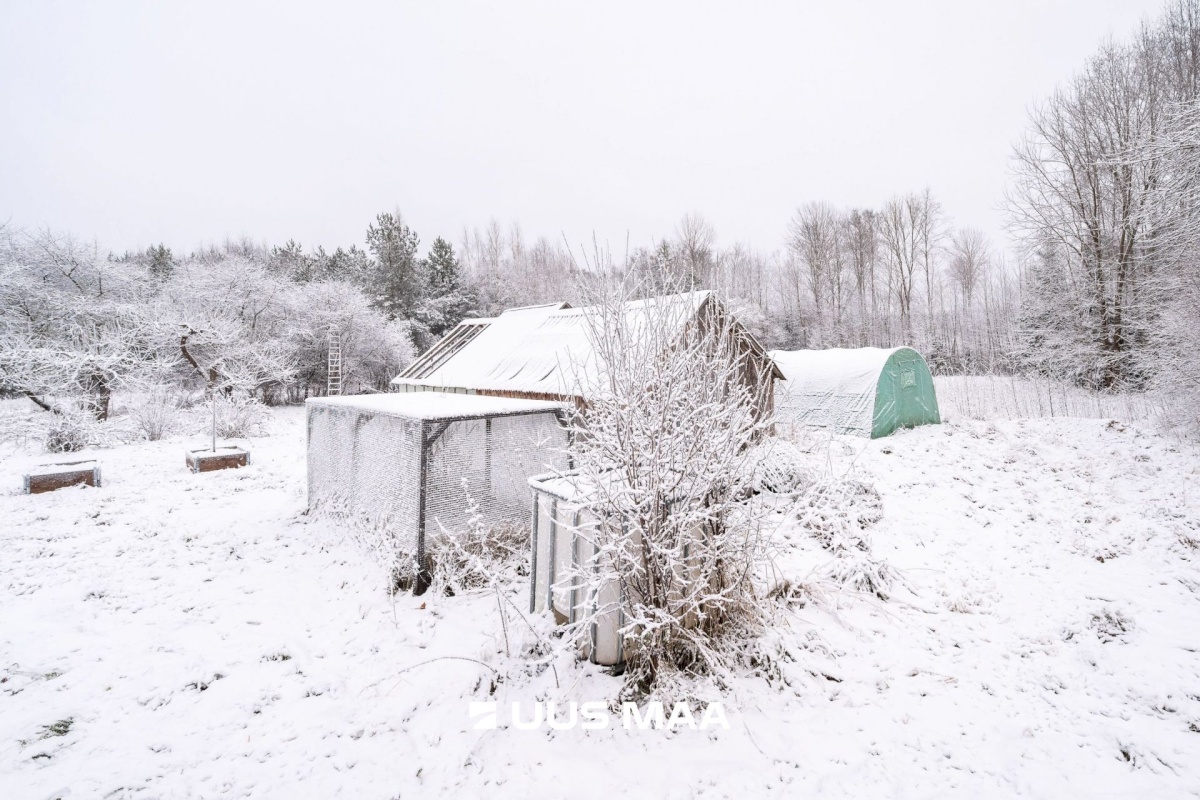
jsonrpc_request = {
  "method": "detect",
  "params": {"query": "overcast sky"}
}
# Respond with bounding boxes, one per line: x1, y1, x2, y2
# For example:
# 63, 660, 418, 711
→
0, 0, 1166, 260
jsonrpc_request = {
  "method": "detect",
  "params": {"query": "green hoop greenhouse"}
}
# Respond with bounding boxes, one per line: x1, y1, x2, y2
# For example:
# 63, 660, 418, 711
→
770, 347, 941, 438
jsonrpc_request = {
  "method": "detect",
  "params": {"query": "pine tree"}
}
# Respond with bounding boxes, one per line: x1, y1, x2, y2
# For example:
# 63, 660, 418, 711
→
412, 236, 475, 346
148, 243, 174, 280
365, 213, 422, 319
424, 236, 461, 296
270, 240, 313, 282
323, 245, 374, 286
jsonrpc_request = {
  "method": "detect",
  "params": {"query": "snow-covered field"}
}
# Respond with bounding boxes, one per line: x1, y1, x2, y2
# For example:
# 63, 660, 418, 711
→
2, 401, 1200, 798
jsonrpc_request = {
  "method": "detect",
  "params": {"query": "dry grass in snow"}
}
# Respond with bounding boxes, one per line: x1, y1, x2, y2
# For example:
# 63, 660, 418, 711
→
935, 374, 1162, 423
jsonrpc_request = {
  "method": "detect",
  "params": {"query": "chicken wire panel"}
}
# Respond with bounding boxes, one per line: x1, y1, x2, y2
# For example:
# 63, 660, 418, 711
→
424, 411, 570, 540
306, 403, 424, 554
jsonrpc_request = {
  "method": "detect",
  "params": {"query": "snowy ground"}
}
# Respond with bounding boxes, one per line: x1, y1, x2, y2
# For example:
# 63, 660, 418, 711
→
2, 402, 1199, 798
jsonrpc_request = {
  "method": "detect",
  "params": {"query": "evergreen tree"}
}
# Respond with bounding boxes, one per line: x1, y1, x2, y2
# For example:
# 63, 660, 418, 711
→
365, 213, 422, 319
410, 236, 476, 347
323, 245, 374, 286
148, 243, 174, 280
270, 239, 313, 282
424, 236, 462, 296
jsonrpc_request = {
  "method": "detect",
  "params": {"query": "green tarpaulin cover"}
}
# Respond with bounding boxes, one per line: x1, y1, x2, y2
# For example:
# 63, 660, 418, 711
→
770, 347, 940, 438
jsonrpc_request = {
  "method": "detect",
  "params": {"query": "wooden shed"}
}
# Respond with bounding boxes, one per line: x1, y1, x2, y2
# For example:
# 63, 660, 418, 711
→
391, 292, 782, 420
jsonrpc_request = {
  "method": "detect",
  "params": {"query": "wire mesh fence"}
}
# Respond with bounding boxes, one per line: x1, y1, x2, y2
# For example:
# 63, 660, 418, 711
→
306, 393, 570, 591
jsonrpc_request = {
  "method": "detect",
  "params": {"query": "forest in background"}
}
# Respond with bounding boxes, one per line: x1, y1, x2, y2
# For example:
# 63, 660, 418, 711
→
2, 0, 1199, 447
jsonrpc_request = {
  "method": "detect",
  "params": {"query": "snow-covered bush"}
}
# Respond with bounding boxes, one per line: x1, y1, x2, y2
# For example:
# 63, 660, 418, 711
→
211, 393, 270, 439
0, 399, 41, 449
43, 406, 105, 453
783, 473, 903, 600
427, 520, 527, 596
741, 437, 813, 495
1089, 607, 1135, 644
793, 476, 883, 550
561, 278, 777, 702
125, 388, 185, 441
817, 550, 898, 600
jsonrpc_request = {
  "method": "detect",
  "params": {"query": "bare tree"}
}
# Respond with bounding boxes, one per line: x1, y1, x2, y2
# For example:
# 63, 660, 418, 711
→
846, 208, 879, 337
786, 202, 840, 321
916, 188, 946, 333
879, 194, 923, 335
949, 227, 990, 307
1006, 4, 1200, 387
674, 212, 718, 288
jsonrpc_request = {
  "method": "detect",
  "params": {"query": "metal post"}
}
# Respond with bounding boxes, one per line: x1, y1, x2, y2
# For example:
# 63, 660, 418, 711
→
569, 509, 581, 624
415, 422, 430, 595
546, 498, 558, 612
211, 386, 217, 452
529, 493, 540, 614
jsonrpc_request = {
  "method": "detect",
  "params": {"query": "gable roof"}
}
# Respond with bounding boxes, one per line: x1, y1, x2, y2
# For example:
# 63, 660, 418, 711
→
399, 302, 571, 381
393, 292, 780, 398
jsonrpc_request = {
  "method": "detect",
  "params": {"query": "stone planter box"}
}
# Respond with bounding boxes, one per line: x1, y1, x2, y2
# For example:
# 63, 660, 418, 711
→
186, 447, 250, 473
24, 461, 102, 494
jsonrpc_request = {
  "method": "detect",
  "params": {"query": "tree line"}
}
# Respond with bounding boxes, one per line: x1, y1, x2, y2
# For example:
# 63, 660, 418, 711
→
1008, 0, 1200, 410
3, 0, 1197, 448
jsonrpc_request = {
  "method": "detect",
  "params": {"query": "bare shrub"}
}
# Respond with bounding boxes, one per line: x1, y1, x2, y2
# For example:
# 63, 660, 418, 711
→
212, 393, 270, 439
560, 277, 778, 702
1090, 608, 1135, 643
741, 438, 814, 495
818, 552, 899, 600
428, 519, 528, 596
424, 491, 546, 664
0, 400, 42, 450
794, 477, 883, 549
43, 406, 104, 453
786, 473, 902, 600
126, 388, 184, 441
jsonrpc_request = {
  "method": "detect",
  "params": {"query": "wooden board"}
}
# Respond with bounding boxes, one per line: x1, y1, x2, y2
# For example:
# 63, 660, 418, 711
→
24, 461, 101, 494
186, 448, 250, 473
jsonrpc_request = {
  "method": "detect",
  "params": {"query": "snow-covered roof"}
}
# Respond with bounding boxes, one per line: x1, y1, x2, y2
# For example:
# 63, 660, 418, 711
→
393, 292, 738, 398
305, 392, 565, 422
770, 347, 907, 436
399, 302, 571, 381
771, 348, 905, 396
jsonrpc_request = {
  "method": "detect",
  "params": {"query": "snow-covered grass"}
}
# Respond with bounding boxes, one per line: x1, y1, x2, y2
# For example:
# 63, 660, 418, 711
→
2, 405, 1200, 797
936, 374, 1162, 422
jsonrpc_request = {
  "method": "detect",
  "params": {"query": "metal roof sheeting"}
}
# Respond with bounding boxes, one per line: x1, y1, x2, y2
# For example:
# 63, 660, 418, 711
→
392, 292, 718, 398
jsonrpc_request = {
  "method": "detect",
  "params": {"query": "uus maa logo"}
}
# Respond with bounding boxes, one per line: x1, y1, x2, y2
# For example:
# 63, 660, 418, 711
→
469, 700, 729, 731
